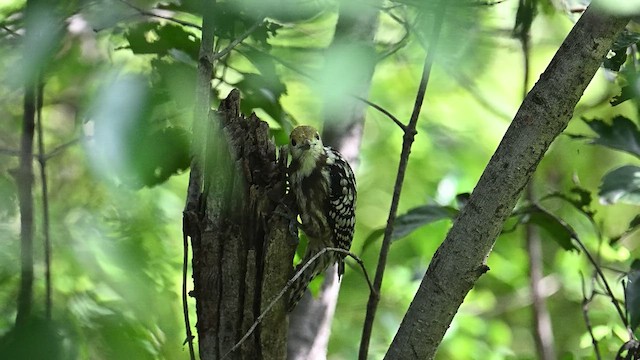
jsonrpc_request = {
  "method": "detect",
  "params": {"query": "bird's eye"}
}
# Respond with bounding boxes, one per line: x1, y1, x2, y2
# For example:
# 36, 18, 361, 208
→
291, 139, 297, 146
315, 133, 320, 140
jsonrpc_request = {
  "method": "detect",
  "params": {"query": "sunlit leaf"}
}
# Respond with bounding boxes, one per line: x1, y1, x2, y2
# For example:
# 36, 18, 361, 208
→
610, 85, 635, 106
599, 165, 640, 205
126, 23, 200, 60
541, 186, 595, 218
583, 116, 640, 158
610, 215, 640, 245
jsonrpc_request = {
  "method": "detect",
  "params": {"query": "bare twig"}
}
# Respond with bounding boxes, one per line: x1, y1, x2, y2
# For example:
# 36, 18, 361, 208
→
580, 272, 601, 360
1, 24, 21, 37
181, 217, 196, 360
1, 136, 84, 160
182, 4, 215, 358
574, 236, 631, 334
0, 148, 21, 157
223, 247, 374, 359
358, 2, 447, 359
117, 0, 202, 30
354, 95, 407, 131
211, 17, 265, 63
44, 137, 83, 160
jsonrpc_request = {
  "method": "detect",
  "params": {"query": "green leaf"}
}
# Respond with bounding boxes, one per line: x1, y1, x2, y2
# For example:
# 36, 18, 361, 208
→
610, 85, 634, 106
517, 205, 578, 251
610, 215, 640, 245
125, 23, 200, 60
393, 205, 458, 239
583, 116, 640, 158
361, 205, 458, 252
541, 187, 595, 218
626, 262, 640, 331
599, 165, 640, 205
603, 48, 627, 72
612, 31, 640, 51
361, 228, 385, 253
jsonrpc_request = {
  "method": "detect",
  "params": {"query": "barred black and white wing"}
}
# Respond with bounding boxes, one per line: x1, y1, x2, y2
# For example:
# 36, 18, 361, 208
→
325, 147, 357, 277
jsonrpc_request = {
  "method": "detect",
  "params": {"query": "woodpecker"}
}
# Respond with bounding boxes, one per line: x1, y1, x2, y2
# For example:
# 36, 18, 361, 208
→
286, 125, 357, 311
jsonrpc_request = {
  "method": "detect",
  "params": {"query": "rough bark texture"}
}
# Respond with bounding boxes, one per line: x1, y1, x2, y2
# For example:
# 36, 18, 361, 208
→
385, 6, 629, 360
189, 90, 295, 360
286, 0, 380, 358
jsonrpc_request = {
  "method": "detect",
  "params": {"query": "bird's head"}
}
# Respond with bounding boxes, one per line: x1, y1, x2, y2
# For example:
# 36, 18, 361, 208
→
289, 125, 324, 161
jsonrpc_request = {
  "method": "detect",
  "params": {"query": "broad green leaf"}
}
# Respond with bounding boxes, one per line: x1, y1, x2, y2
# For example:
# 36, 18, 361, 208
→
610, 85, 635, 106
361, 228, 385, 253
517, 205, 578, 251
361, 205, 458, 252
125, 23, 200, 60
583, 116, 640, 158
610, 215, 640, 245
599, 165, 640, 205
393, 205, 458, 239
541, 187, 595, 217
612, 31, 640, 50
626, 260, 640, 332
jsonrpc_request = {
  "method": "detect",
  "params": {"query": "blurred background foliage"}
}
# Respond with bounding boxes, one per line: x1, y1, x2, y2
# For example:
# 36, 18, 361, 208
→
0, 0, 639, 359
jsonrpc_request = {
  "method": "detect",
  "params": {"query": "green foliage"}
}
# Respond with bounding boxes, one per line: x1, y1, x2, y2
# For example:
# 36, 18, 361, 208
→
627, 260, 640, 333
1, 0, 640, 359
582, 116, 640, 158
361, 204, 458, 252
599, 165, 640, 205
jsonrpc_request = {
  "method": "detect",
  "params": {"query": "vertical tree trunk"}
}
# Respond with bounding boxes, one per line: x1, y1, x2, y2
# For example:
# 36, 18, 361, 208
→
188, 90, 295, 359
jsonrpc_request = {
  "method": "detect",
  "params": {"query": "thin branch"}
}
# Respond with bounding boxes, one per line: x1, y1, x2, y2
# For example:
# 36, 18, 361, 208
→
358, 2, 447, 359
573, 236, 631, 334
35, 81, 52, 320
223, 247, 374, 360
581, 272, 601, 360
0, 147, 21, 157
117, 0, 202, 30
1, 24, 21, 37
183, 3, 215, 357
354, 95, 407, 131
181, 216, 196, 360
44, 137, 83, 161
211, 17, 265, 62
1, 136, 83, 160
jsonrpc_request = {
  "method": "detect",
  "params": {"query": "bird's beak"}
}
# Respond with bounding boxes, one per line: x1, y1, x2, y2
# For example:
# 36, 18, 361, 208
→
300, 140, 311, 150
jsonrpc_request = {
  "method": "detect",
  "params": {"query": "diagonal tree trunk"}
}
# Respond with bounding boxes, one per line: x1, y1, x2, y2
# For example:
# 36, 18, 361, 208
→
385, 6, 629, 359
